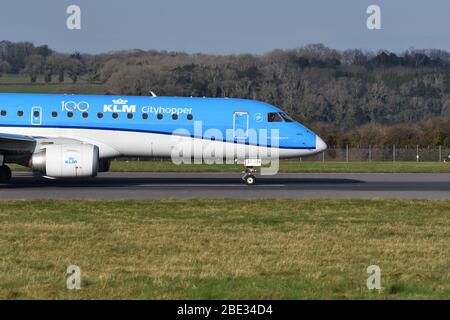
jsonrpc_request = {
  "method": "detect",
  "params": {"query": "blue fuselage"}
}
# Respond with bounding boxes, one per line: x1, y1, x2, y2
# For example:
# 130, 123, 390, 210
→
0, 93, 320, 151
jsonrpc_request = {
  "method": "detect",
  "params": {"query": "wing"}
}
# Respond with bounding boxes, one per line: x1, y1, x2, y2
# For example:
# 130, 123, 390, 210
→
0, 133, 37, 155
0, 133, 37, 143
0, 133, 105, 155
0, 133, 115, 162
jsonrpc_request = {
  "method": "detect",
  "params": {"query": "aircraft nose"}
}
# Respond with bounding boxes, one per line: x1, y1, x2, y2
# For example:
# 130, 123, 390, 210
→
315, 135, 327, 152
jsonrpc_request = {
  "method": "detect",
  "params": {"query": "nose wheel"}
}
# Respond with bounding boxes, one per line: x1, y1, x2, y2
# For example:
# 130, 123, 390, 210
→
242, 166, 257, 185
0, 165, 12, 183
243, 174, 256, 185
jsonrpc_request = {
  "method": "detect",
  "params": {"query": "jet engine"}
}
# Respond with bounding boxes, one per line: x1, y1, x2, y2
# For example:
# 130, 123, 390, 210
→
31, 144, 99, 178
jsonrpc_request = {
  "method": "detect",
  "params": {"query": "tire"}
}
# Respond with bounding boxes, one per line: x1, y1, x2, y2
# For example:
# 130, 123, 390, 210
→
0, 165, 12, 183
244, 175, 256, 185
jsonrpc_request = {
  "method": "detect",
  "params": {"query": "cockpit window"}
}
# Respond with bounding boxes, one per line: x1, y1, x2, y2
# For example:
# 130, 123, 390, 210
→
280, 112, 294, 122
268, 112, 283, 122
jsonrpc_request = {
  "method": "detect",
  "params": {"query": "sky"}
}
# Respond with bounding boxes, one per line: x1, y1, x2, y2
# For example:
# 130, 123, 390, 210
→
0, 0, 449, 54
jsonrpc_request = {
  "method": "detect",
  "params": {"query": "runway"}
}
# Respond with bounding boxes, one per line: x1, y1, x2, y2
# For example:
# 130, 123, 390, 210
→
1, 172, 450, 200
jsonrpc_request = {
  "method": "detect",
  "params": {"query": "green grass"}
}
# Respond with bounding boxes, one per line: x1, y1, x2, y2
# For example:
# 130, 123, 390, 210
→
0, 83, 106, 95
0, 74, 94, 85
0, 199, 449, 299
0, 74, 106, 94
9, 161, 450, 174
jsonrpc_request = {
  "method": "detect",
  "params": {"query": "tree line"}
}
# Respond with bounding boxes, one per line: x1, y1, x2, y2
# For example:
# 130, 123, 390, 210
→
0, 41, 91, 83
2, 41, 450, 148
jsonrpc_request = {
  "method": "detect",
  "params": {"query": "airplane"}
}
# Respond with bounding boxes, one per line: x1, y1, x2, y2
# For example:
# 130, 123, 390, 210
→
0, 93, 327, 185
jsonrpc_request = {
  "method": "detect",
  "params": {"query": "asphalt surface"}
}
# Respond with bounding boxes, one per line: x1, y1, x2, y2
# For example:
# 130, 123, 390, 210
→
1, 172, 450, 200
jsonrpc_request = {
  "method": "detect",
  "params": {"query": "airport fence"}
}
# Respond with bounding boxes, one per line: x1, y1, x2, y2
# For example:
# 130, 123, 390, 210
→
117, 145, 450, 162
303, 145, 450, 162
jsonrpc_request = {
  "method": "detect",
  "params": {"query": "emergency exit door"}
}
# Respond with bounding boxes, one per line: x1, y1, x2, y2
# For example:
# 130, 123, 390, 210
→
233, 111, 248, 140
31, 106, 42, 126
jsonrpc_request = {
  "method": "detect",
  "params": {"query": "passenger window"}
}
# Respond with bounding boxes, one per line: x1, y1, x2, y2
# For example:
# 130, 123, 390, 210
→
157, 114, 163, 120
34, 110, 40, 118
82, 112, 89, 119
268, 112, 283, 122
187, 114, 193, 120
1, 110, 6, 116
142, 113, 148, 120
52, 111, 58, 118
112, 113, 118, 119
67, 111, 73, 118
17, 110, 24, 117
127, 113, 133, 119
97, 112, 103, 119
172, 114, 178, 120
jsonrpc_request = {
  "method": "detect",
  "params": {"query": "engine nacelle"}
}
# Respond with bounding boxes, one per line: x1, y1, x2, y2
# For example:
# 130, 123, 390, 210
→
31, 144, 99, 178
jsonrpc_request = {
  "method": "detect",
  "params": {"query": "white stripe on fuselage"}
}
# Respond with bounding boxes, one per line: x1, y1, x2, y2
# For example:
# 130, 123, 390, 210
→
0, 127, 317, 160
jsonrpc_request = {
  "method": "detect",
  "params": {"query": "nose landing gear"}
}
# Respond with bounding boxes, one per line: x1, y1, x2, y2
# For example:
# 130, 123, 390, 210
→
242, 167, 256, 185
241, 159, 261, 185
0, 165, 12, 183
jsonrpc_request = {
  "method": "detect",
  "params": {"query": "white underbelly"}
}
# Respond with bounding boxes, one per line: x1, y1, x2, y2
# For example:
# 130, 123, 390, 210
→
0, 127, 314, 160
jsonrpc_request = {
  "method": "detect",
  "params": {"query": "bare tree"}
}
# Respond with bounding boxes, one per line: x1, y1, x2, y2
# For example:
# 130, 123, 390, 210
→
23, 54, 44, 83
0, 61, 10, 77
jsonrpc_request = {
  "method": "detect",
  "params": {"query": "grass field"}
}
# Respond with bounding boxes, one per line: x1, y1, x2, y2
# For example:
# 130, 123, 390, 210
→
0, 84, 106, 95
0, 74, 91, 84
0, 199, 449, 299
0, 74, 106, 94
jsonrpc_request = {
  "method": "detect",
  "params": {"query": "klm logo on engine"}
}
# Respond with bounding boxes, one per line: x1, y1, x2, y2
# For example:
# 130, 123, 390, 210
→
65, 157, 78, 165
104, 99, 137, 113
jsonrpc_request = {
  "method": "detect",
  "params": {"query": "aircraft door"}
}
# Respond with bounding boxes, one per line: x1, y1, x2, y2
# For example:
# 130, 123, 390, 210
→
233, 111, 248, 140
31, 106, 42, 126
